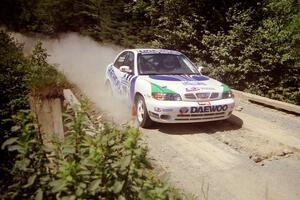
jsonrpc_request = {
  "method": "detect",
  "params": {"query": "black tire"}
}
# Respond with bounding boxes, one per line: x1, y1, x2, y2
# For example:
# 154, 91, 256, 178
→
135, 95, 153, 128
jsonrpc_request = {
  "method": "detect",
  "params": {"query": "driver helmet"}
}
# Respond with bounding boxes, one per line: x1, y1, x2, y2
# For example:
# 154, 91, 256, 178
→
163, 55, 176, 70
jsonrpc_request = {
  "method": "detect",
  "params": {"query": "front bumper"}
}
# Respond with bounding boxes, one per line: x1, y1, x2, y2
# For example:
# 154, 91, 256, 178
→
145, 98, 235, 123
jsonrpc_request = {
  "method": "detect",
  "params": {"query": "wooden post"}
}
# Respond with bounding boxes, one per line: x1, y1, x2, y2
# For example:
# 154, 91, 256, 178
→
32, 98, 64, 144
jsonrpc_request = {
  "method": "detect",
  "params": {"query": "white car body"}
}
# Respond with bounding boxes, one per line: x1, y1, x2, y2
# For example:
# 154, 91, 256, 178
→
105, 49, 234, 125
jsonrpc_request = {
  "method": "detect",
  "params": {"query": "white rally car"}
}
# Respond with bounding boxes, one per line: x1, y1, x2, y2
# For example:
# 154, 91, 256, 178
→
105, 49, 234, 127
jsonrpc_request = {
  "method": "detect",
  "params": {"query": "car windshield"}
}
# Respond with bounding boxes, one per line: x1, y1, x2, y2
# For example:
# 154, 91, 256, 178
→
137, 54, 199, 75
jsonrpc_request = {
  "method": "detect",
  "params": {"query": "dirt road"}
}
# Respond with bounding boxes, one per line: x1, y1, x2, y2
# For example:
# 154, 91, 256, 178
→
14, 33, 300, 200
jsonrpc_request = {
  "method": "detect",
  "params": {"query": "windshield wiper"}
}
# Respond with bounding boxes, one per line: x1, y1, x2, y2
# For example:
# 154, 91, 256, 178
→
161, 73, 200, 75
140, 73, 160, 75
140, 72, 200, 76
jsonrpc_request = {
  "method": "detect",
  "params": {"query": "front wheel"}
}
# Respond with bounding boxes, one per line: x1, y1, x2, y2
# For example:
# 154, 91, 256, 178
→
135, 95, 152, 128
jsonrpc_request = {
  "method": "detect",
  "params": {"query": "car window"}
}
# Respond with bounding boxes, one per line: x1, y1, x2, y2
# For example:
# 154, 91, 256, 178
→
114, 52, 128, 69
137, 54, 159, 74
123, 52, 134, 73
137, 54, 198, 75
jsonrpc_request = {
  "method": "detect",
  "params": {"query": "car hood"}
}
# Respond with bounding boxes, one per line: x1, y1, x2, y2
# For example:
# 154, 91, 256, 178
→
140, 75, 229, 98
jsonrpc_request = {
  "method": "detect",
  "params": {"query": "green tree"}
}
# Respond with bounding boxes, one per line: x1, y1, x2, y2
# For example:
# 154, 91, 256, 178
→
202, 0, 300, 104
0, 30, 29, 190
0, 31, 28, 135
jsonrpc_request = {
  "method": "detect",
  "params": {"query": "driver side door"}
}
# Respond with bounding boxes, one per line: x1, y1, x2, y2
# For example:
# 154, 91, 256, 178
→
112, 51, 135, 101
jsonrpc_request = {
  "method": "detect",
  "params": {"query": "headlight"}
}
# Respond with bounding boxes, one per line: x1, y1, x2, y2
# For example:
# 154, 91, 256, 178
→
152, 92, 182, 101
222, 91, 234, 99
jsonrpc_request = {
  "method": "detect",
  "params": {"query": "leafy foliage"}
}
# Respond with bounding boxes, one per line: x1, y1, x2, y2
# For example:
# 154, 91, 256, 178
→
0, 31, 29, 183
0, 31, 29, 134
0, 110, 46, 199
27, 41, 70, 98
1, 101, 186, 199
0, 30, 70, 197
202, 0, 300, 104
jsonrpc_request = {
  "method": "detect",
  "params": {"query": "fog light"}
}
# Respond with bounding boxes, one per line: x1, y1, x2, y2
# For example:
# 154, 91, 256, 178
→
160, 115, 170, 120
149, 111, 159, 119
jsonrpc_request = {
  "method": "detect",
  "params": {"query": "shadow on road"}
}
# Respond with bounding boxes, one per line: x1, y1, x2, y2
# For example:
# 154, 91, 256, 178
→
145, 114, 243, 135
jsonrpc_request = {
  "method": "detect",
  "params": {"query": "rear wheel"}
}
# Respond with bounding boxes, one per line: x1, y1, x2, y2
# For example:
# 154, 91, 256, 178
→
135, 95, 152, 128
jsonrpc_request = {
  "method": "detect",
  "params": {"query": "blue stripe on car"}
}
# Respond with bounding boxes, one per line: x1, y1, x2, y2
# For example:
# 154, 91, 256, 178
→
179, 75, 194, 81
108, 67, 120, 87
130, 76, 138, 104
149, 75, 209, 81
149, 75, 181, 81
191, 75, 209, 81
128, 75, 133, 81
125, 74, 134, 81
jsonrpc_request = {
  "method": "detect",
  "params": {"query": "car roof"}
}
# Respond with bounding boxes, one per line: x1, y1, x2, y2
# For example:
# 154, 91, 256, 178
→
126, 49, 182, 55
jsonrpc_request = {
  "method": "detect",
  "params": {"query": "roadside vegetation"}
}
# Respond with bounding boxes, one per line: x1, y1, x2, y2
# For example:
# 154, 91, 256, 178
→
0, 0, 299, 104
0, 31, 190, 199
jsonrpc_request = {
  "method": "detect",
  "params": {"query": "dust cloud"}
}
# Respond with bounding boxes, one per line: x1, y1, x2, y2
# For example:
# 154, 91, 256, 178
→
12, 32, 132, 124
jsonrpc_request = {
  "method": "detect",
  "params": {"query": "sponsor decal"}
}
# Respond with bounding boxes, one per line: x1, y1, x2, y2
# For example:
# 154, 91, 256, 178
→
185, 87, 216, 92
154, 107, 173, 112
186, 87, 200, 92
198, 102, 211, 106
179, 107, 189, 114
190, 105, 228, 113
154, 107, 162, 112
138, 49, 159, 54
200, 87, 216, 90
182, 81, 206, 86
138, 49, 181, 55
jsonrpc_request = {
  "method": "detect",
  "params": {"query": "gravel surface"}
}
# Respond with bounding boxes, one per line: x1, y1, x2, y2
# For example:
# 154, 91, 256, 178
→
235, 97, 300, 138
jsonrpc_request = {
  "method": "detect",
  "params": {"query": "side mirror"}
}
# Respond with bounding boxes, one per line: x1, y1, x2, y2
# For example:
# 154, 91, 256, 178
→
198, 66, 204, 73
120, 65, 133, 74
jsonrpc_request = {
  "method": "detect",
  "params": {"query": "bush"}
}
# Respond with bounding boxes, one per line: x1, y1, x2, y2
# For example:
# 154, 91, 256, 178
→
1, 101, 186, 200
0, 30, 70, 198
0, 31, 30, 185
0, 31, 69, 136
27, 41, 70, 98
202, 1, 300, 104
0, 31, 29, 135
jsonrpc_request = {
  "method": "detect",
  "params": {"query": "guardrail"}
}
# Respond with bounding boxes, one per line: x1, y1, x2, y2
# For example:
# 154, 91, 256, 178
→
232, 89, 300, 115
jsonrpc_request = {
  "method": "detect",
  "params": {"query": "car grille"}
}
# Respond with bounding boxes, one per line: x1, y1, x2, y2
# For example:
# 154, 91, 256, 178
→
184, 93, 196, 99
196, 92, 210, 99
175, 112, 226, 121
184, 92, 220, 101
